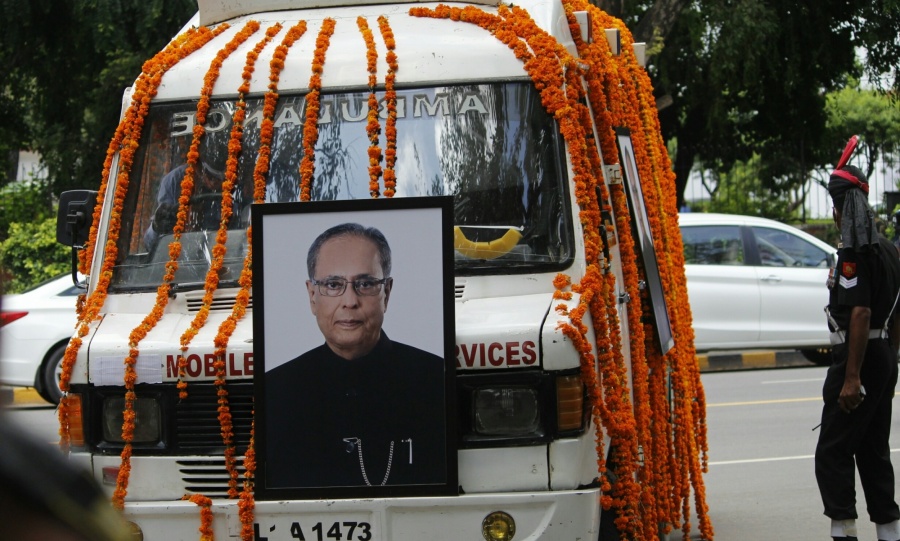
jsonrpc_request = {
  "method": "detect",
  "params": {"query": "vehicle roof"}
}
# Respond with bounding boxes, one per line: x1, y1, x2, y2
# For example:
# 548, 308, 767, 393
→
1, 275, 81, 308
155, 0, 574, 101
677, 212, 837, 253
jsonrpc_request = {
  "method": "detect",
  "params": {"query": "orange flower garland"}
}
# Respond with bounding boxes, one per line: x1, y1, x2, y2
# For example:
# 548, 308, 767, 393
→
377, 16, 398, 197
59, 24, 228, 453
299, 19, 336, 201
111, 21, 261, 511
187, 494, 215, 540
177, 23, 279, 401
357, 17, 383, 198
412, 4, 711, 540
237, 21, 308, 539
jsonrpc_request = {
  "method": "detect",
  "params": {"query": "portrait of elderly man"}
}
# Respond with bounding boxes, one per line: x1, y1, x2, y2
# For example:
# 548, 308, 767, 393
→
264, 222, 448, 490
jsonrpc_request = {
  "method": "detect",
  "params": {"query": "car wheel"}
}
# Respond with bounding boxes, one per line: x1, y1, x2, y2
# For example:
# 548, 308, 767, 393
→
801, 348, 832, 366
37, 344, 66, 405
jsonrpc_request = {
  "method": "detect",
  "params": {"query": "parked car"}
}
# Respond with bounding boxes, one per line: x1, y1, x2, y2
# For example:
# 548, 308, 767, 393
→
0, 274, 82, 404
679, 213, 838, 365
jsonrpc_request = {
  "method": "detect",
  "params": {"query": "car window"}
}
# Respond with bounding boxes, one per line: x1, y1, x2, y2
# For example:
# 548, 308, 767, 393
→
681, 225, 744, 265
751, 226, 829, 268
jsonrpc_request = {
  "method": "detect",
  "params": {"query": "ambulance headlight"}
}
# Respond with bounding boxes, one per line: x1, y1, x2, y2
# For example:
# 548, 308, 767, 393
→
474, 387, 541, 436
102, 396, 162, 444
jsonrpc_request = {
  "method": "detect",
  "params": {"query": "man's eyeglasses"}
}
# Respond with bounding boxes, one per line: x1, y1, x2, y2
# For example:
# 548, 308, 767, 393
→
310, 277, 390, 297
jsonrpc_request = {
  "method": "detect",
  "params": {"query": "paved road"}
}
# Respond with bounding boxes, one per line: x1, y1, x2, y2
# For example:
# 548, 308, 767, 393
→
8, 357, 895, 541
702, 364, 900, 541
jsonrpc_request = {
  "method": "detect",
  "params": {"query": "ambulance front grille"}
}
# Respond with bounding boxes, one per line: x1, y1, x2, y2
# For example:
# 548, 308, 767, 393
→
174, 382, 254, 454
177, 458, 248, 498
185, 294, 253, 313
455, 281, 466, 299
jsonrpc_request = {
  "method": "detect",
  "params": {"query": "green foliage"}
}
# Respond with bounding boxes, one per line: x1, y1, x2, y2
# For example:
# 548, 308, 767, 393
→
824, 84, 900, 181
650, 0, 897, 207
0, 218, 69, 293
0, 178, 54, 242
703, 155, 797, 221
0, 0, 197, 192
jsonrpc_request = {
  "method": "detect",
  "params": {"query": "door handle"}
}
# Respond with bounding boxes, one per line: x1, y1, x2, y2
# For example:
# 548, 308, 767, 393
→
760, 275, 782, 282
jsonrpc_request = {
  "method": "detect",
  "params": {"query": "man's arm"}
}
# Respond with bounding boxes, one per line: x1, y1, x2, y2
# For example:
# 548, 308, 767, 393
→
839, 305, 870, 413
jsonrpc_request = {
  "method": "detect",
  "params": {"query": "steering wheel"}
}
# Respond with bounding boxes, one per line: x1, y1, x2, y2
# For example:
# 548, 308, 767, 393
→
453, 227, 522, 260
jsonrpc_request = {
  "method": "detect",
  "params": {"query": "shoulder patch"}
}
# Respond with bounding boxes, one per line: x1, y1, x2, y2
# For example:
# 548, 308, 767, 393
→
842, 262, 857, 278
839, 275, 858, 289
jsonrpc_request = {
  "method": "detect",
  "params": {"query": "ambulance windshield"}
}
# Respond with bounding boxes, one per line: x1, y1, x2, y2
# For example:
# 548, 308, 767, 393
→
109, 82, 574, 291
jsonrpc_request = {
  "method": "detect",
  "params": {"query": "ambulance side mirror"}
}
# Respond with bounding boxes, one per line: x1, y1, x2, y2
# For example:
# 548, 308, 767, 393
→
56, 190, 98, 248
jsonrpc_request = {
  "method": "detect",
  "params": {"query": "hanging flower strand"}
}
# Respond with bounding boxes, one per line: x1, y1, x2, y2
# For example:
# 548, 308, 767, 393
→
176, 22, 279, 402
112, 21, 261, 512
58, 25, 227, 454
238, 21, 308, 540
299, 18, 337, 201
410, 4, 711, 540
377, 16, 399, 198
358, 16, 383, 198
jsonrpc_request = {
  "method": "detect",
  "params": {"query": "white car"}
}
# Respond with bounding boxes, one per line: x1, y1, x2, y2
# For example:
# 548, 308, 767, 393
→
679, 213, 838, 365
0, 274, 82, 404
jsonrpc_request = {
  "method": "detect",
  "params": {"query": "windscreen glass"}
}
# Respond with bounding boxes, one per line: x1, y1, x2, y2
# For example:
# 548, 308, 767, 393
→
110, 82, 573, 291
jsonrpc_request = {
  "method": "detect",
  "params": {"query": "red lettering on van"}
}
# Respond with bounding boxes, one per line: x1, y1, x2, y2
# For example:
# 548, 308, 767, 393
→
454, 341, 538, 368
522, 340, 537, 365
488, 343, 503, 366
186, 354, 202, 377
204, 354, 217, 376
166, 355, 179, 378
244, 352, 253, 375
506, 342, 520, 365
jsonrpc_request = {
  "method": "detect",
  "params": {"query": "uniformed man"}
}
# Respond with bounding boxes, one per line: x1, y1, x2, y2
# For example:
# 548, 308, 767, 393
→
815, 151, 900, 541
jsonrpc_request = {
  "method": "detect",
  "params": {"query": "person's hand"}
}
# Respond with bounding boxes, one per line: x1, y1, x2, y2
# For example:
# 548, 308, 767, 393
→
838, 378, 865, 413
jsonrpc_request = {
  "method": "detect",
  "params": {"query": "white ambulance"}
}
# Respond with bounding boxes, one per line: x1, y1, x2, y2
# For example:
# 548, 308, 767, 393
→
55, 0, 711, 539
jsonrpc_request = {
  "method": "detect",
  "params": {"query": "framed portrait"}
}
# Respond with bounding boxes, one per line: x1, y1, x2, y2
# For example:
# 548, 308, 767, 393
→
252, 196, 457, 500
615, 127, 675, 355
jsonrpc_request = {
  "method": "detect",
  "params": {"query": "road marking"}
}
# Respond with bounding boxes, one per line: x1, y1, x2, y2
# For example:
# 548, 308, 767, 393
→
762, 377, 824, 384
707, 397, 821, 407
710, 449, 900, 466
708, 392, 900, 407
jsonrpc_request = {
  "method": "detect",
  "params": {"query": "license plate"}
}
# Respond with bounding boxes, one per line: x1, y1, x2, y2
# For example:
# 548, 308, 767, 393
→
253, 518, 377, 541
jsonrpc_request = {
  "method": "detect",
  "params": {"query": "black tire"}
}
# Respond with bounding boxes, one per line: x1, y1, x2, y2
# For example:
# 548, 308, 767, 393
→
37, 344, 66, 405
801, 347, 832, 366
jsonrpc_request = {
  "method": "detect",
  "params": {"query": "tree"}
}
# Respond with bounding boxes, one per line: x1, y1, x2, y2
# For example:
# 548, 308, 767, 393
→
0, 0, 197, 193
823, 83, 900, 183
598, 0, 900, 210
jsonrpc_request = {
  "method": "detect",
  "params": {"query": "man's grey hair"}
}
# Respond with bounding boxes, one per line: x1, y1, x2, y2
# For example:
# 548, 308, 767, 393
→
307, 223, 392, 279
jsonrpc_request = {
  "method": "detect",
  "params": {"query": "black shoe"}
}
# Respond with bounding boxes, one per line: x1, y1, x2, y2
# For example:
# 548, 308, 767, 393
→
832, 537, 858, 541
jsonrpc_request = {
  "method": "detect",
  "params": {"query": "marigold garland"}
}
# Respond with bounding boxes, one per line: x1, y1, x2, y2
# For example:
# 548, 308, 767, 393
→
111, 21, 261, 511
412, 4, 711, 539
357, 17, 383, 198
299, 19, 336, 201
177, 22, 279, 402
59, 24, 228, 454
187, 494, 215, 541
238, 21, 308, 538
377, 16, 398, 197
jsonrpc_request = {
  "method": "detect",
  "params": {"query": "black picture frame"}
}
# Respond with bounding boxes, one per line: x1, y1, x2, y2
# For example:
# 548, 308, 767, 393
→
252, 196, 457, 500
615, 127, 675, 355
